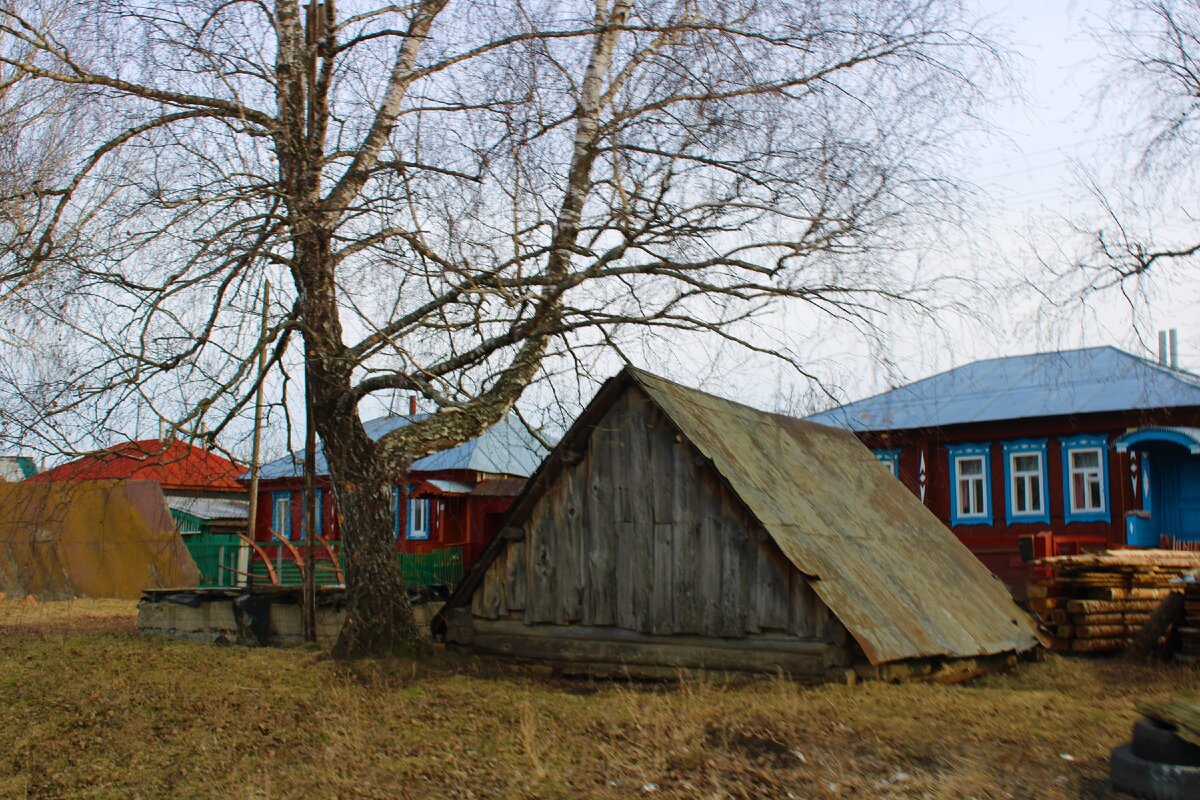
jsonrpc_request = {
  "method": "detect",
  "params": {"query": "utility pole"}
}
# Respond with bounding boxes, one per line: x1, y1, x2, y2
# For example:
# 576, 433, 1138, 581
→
245, 280, 271, 588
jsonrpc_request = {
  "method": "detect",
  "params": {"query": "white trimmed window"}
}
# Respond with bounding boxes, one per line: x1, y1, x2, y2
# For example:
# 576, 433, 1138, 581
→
272, 492, 293, 539
1069, 448, 1104, 513
956, 456, 987, 518
1010, 453, 1043, 515
407, 497, 430, 539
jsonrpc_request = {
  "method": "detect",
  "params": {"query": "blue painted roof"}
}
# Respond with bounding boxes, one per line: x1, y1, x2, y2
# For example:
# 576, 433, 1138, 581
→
806, 346, 1200, 432
253, 412, 548, 481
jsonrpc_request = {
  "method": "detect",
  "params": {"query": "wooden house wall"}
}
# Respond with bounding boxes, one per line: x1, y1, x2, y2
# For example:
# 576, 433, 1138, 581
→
250, 475, 519, 581
857, 405, 1200, 596
464, 387, 848, 672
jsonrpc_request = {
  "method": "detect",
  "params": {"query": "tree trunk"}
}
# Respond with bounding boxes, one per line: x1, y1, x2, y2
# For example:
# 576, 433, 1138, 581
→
327, 460, 426, 658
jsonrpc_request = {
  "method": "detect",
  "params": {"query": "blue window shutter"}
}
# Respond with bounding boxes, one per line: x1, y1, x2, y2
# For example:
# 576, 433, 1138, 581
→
1061, 434, 1111, 524
1001, 439, 1050, 526
947, 443, 993, 526
392, 486, 402, 538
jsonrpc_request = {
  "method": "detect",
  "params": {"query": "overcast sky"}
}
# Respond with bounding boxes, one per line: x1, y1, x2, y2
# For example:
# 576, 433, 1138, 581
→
723, 0, 1200, 416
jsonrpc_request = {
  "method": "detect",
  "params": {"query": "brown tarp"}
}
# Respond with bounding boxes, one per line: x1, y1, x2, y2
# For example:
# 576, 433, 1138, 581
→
0, 479, 199, 599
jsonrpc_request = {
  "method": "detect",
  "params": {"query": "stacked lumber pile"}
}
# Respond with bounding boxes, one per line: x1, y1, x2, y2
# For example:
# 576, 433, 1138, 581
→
1180, 581, 1200, 662
1027, 550, 1200, 653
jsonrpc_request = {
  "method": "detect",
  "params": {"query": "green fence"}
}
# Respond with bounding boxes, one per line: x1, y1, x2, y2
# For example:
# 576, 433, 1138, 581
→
243, 544, 465, 590
181, 534, 244, 588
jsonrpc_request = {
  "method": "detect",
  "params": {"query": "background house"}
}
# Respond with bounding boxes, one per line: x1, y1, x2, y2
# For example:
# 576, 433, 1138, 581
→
249, 413, 546, 589
28, 439, 247, 587
806, 346, 1200, 595
441, 368, 1042, 681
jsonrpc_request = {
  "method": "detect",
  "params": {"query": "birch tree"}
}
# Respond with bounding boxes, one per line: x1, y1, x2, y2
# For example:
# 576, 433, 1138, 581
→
0, 0, 997, 656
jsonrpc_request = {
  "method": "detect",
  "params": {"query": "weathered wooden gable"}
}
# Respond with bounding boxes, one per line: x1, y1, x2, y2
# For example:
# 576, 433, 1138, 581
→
470, 384, 844, 644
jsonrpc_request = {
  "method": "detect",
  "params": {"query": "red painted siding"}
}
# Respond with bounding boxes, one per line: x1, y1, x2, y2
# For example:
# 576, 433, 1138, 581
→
856, 405, 1200, 597
246, 471, 523, 574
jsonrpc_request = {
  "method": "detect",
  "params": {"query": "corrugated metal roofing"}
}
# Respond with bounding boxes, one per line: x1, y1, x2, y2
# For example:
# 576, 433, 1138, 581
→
254, 413, 547, 481
806, 346, 1200, 432
29, 440, 244, 492
166, 496, 250, 522
629, 367, 1043, 664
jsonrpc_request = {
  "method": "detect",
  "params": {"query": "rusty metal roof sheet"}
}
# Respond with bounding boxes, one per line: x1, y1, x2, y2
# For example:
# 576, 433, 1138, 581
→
628, 367, 1043, 664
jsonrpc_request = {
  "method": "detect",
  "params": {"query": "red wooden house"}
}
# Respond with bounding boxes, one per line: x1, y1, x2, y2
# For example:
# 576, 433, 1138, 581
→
806, 347, 1200, 596
247, 412, 546, 588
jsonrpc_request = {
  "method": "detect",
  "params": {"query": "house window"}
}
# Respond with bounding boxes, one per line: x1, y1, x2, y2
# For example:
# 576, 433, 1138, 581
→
1062, 435, 1110, 523
873, 449, 900, 478
390, 486, 430, 540
407, 497, 430, 540
271, 491, 292, 539
1002, 440, 1049, 525
947, 443, 992, 526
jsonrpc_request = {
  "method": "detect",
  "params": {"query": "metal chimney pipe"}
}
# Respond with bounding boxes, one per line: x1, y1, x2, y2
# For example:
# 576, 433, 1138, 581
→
1159, 330, 1169, 365
409, 395, 418, 417
1170, 328, 1179, 369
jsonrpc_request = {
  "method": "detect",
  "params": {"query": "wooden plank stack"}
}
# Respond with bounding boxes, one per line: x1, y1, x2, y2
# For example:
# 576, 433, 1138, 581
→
1179, 580, 1200, 661
1027, 550, 1200, 653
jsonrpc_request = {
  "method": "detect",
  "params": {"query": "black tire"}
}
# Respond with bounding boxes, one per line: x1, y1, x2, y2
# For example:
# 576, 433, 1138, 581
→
1132, 717, 1200, 766
1110, 744, 1200, 799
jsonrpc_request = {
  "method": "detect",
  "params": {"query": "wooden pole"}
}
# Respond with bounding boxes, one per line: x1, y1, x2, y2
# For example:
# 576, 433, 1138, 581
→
245, 280, 271, 587
303, 358, 318, 640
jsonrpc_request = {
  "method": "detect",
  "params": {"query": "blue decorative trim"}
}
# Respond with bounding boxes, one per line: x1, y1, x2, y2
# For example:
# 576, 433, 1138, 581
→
947, 442, 992, 526
1002, 439, 1049, 526
1061, 434, 1111, 524
1114, 427, 1200, 455
271, 491, 292, 539
873, 448, 901, 478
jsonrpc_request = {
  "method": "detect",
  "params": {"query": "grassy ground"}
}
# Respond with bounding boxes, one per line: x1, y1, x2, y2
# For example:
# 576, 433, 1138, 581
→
1, 600, 1198, 799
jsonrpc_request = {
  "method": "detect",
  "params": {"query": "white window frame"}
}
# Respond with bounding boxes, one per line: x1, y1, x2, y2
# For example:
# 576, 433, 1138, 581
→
1068, 447, 1105, 514
1009, 451, 1044, 515
272, 492, 292, 539
955, 455, 988, 519
407, 497, 430, 540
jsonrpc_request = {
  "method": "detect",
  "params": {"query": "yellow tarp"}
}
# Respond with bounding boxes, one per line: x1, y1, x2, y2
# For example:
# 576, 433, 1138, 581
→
0, 480, 199, 599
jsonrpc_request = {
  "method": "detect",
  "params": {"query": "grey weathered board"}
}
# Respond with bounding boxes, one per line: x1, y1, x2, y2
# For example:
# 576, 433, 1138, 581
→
466, 386, 848, 669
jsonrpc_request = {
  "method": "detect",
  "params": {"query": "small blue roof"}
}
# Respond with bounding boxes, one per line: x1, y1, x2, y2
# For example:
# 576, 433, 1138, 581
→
253, 413, 548, 481
806, 346, 1200, 432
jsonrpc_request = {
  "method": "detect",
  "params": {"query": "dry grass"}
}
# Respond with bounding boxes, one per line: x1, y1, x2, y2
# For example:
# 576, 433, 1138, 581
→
1, 600, 1198, 799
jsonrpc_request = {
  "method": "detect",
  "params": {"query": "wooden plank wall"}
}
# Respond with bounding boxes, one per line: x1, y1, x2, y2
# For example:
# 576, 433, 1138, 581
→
472, 387, 844, 643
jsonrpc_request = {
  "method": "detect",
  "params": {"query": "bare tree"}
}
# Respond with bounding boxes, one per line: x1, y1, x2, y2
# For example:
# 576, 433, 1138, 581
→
1053, 0, 1200, 300
0, 0, 998, 656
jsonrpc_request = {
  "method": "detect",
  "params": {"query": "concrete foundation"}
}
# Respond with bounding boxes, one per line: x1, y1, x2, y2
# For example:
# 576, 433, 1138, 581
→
137, 588, 443, 646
